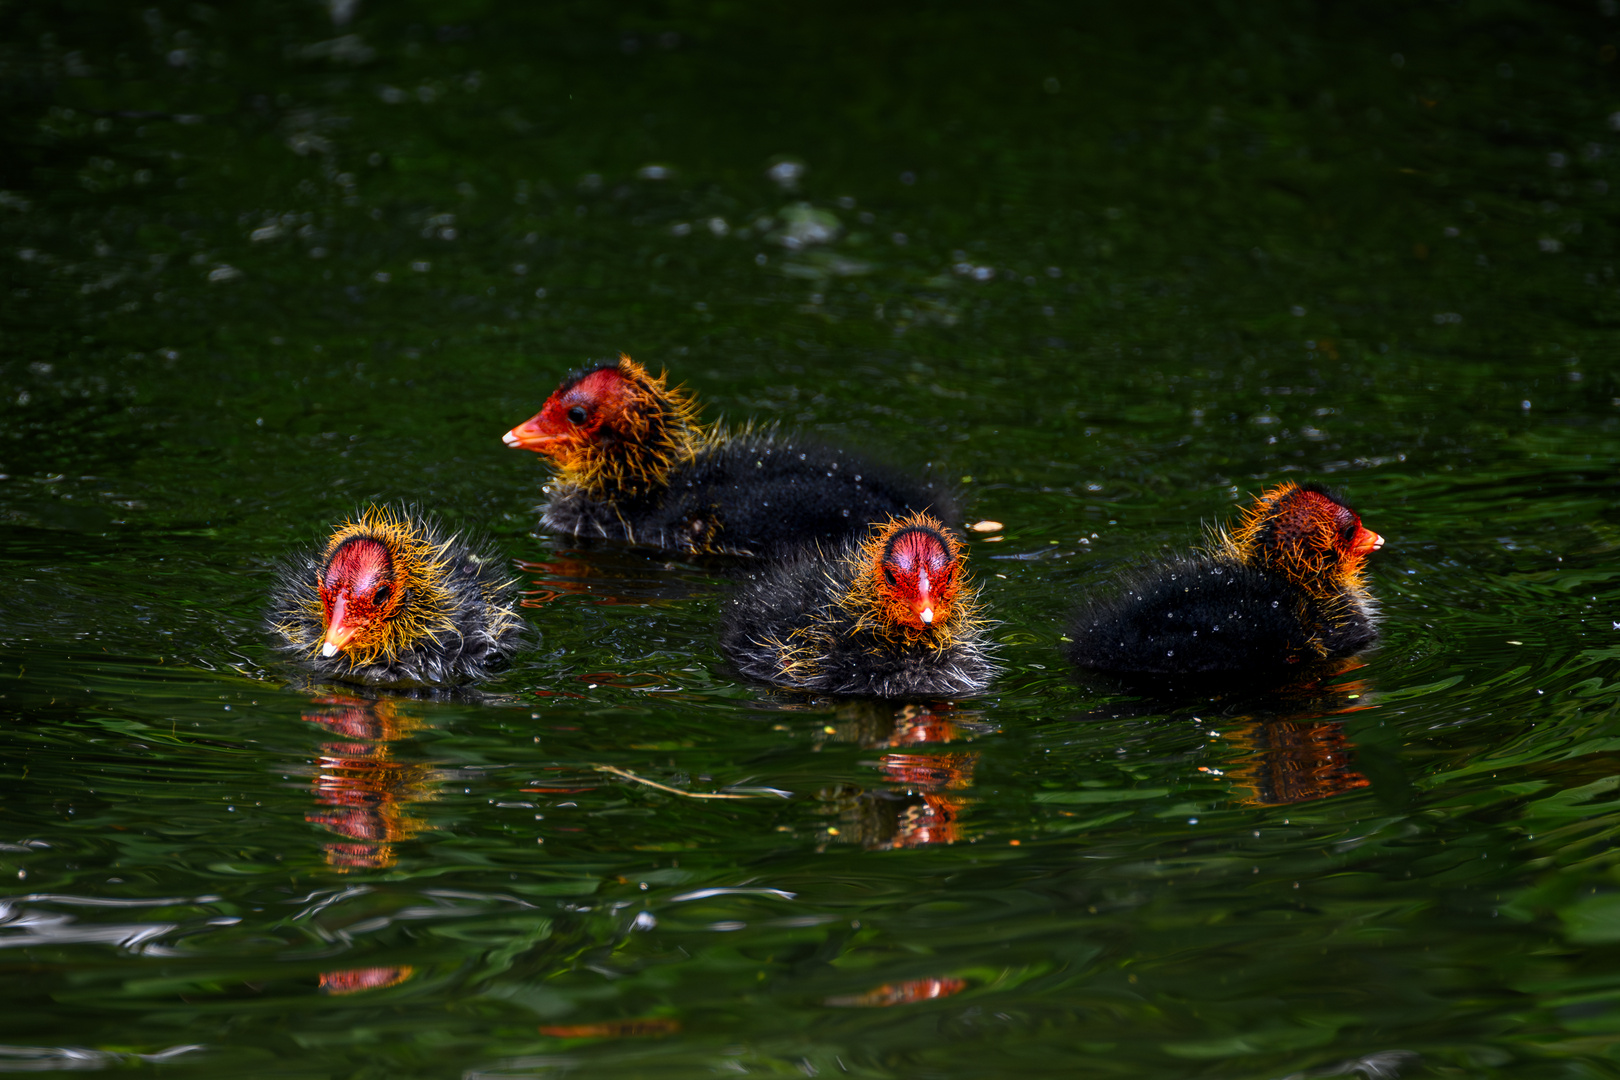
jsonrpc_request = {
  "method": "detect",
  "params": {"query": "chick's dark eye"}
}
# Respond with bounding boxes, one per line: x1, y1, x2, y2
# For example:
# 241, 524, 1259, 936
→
372, 585, 392, 608
566, 405, 588, 425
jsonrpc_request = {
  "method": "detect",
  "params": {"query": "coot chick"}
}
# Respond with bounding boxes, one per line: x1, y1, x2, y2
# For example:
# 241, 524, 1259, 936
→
1067, 482, 1383, 678
721, 512, 997, 697
502, 355, 956, 557
269, 505, 523, 688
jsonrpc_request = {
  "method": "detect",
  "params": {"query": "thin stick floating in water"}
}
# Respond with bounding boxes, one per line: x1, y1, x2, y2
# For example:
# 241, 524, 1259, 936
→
593, 765, 785, 800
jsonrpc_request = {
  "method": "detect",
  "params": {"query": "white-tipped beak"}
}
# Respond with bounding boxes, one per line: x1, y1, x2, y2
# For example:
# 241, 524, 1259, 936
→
1369, 531, 1385, 551
919, 607, 934, 625
502, 429, 522, 447
320, 593, 358, 659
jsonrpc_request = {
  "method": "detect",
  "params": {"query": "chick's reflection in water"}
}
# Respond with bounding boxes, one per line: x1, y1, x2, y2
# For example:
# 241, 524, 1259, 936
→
518, 552, 707, 608
302, 695, 442, 870
1223, 720, 1370, 805
819, 702, 992, 849
320, 965, 417, 995
1211, 666, 1378, 806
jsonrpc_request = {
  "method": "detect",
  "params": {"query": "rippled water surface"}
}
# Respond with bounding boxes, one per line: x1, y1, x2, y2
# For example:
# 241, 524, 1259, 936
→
4, 2, 1620, 1076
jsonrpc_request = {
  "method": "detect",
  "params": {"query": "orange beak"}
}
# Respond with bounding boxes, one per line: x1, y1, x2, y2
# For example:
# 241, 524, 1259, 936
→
502, 411, 562, 453
1351, 527, 1385, 558
912, 569, 936, 627
321, 592, 359, 658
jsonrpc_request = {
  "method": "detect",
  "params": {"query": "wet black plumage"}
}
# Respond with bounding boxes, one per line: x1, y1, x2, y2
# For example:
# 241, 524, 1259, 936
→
545, 430, 957, 558
1066, 555, 1377, 677
1066, 483, 1383, 678
503, 357, 955, 558
720, 513, 997, 698
267, 505, 525, 689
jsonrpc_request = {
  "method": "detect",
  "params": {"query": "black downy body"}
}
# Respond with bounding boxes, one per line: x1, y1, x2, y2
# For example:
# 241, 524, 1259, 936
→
268, 515, 523, 689
720, 539, 996, 698
1066, 554, 1377, 678
546, 431, 958, 559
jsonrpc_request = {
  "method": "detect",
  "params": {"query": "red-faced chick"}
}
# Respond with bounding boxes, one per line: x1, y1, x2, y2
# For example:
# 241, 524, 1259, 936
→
502, 355, 956, 557
269, 505, 524, 688
720, 512, 998, 697
1067, 482, 1384, 678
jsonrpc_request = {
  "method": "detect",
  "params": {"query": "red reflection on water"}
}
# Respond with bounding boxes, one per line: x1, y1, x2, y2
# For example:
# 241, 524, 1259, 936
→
880, 751, 977, 791
819, 704, 989, 849
519, 557, 646, 606
889, 793, 964, 848
1274, 662, 1378, 718
889, 703, 966, 746
572, 669, 671, 691
302, 696, 438, 870
538, 1018, 681, 1038
1225, 720, 1371, 806
519, 765, 602, 796
319, 965, 416, 994
826, 976, 969, 1007
1220, 666, 1378, 805
304, 694, 418, 742
819, 701, 984, 748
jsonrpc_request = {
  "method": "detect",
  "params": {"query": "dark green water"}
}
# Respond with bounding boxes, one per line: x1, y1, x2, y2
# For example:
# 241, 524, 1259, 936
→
3, 1, 1620, 1076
